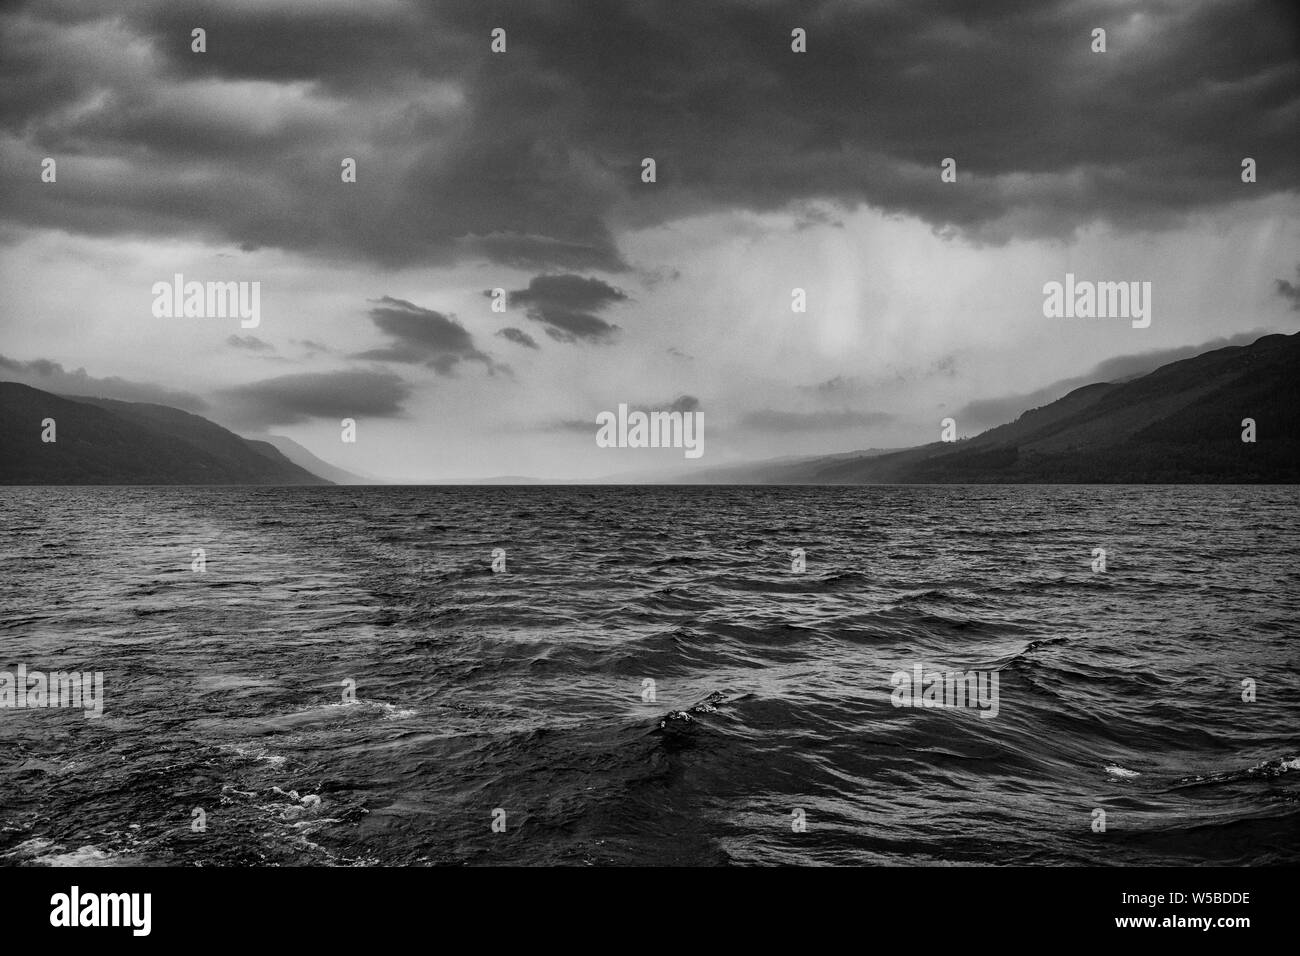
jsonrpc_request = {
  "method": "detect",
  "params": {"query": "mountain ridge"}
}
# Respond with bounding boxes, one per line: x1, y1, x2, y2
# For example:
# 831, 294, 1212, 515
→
2, 331, 1295, 485
675, 331, 1299, 484
259, 434, 380, 485
0, 383, 329, 485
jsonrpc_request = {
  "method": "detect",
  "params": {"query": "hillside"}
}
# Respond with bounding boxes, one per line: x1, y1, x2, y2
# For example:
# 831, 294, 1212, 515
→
260, 434, 380, 485
0, 383, 329, 485
683, 332, 1300, 484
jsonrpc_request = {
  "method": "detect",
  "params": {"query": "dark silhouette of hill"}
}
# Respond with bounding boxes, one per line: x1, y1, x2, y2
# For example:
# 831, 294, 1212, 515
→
260, 434, 381, 484
685, 332, 1300, 484
0, 383, 329, 485
5, 331, 1296, 485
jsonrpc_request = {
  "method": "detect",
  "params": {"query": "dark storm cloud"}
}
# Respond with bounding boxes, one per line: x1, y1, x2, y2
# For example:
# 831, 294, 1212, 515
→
552, 393, 700, 431
1277, 265, 1300, 309
496, 327, 539, 350
552, 418, 596, 434
507, 275, 629, 312
533, 309, 619, 344
505, 274, 627, 344
0, 354, 208, 411
658, 395, 700, 414
5, 0, 1294, 267
0, 0, 1295, 265
739, 408, 896, 432
801, 358, 954, 397
457, 233, 626, 273
357, 296, 493, 374
801, 375, 860, 396
227, 334, 273, 351
216, 368, 412, 427
793, 204, 846, 232
953, 330, 1276, 429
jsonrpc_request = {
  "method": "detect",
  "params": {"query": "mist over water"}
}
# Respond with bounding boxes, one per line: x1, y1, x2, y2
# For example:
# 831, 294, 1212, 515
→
1, 485, 1296, 866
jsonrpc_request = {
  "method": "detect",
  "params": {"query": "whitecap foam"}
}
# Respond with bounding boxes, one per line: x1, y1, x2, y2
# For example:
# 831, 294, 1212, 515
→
225, 744, 288, 767
1, 837, 55, 860
3, 839, 123, 867
268, 698, 416, 725
1105, 764, 1141, 778
319, 698, 416, 719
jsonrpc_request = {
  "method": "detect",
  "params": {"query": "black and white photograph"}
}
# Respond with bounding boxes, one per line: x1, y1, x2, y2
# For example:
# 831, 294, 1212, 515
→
1, 0, 1296, 939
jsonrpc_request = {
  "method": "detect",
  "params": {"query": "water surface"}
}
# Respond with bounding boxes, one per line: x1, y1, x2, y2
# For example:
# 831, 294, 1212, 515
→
1, 485, 1296, 865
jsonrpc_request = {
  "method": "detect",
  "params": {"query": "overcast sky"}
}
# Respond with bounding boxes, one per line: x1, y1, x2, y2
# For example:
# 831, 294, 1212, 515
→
1, 0, 1297, 480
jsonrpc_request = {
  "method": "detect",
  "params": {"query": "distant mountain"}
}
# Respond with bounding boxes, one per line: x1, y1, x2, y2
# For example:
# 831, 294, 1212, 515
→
0, 383, 329, 485
261, 434, 381, 485
5, 331, 1295, 486
660, 448, 900, 485
680, 332, 1300, 484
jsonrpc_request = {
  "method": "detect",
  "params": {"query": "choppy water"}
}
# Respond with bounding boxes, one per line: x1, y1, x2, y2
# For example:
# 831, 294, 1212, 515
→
1, 485, 1297, 866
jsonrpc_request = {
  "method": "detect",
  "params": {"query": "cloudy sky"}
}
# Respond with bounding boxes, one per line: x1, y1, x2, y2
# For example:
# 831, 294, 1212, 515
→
1, 0, 1297, 480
